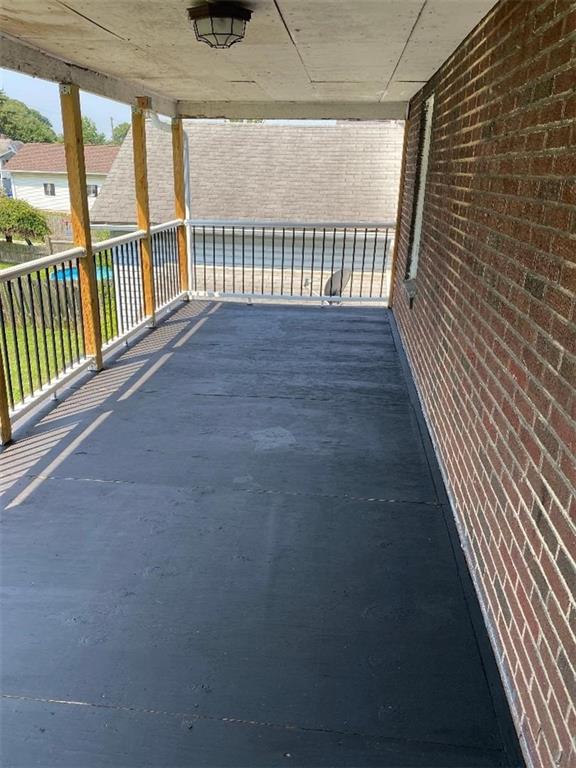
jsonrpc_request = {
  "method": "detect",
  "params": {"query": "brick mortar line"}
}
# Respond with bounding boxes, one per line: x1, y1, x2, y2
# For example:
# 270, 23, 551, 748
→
393, 309, 575, 595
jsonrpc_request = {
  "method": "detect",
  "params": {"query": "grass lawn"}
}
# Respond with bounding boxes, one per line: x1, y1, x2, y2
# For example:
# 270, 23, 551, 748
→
3, 323, 84, 405
1, 279, 118, 406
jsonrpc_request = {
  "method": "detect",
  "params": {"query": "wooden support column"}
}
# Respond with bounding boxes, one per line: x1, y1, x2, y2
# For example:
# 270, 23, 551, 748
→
0, 348, 11, 445
132, 97, 155, 320
171, 118, 189, 292
60, 83, 103, 369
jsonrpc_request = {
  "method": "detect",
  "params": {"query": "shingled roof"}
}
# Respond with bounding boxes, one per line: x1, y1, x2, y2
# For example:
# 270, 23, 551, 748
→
91, 120, 404, 225
4, 143, 119, 174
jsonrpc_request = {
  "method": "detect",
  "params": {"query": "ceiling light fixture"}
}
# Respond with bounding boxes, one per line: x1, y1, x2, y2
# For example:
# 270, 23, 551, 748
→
188, 2, 252, 49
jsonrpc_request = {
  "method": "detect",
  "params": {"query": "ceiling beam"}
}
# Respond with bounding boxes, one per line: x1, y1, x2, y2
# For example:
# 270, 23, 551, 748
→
177, 101, 408, 121
0, 33, 177, 117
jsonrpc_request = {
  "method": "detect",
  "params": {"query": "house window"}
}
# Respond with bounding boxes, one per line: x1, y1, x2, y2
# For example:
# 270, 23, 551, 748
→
406, 94, 435, 282
43, 183, 55, 196
87, 184, 99, 198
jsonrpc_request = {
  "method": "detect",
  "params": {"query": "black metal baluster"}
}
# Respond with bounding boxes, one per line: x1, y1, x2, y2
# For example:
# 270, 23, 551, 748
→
290, 228, 296, 296
0, 296, 14, 408
117, 244, 126, 331
44, 267, 58, 377
350, 228, 358, 297
251, 227, 255, 294
320, 228, 326, 297
95, 253, 108, 343
118, 244, 127, 334
280, 227, 286, 296
220, 226, 226, 294
162, 232, 169, 304
310, 228, 316, 296
330, 229, 337, 288
26, 272, 43, 390
212, 226, 217, 293
172, 229, 178, 299
359, 228, 368, 297
166, 230, 173, 301
35, 269, 51, 379
124, 243, 134, 329
151, 234, 158, 307
300, 228, 306, 296
340, 228, 347, 293
163, 231, 169, 303
380, 228, 389, 297
271, 227, 276, 295
192, 226, 198, 294
202, 227, 207, 292
17, 277, 33, 397
129, 241, 139, 323
6, 282, 23, 404
369, 229, 379, 297
261, 227, 265, 295
60, 260, 73, 368
68, 260, 81, 362
154, 234, 162, 307
231, 226, 236, 294
107, 249, 116, 336
241, 227, 245, 295
161, 232, 167, 304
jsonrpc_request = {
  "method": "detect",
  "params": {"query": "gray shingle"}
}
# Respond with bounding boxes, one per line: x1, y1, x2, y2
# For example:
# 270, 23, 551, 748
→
91, 120, 404, 226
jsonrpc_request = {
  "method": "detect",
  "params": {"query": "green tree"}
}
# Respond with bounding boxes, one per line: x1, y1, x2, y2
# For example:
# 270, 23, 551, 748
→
0, 198, 50, 245
0, 90, 58, 143
111, 121, 130, 145
82, 116, 106, 145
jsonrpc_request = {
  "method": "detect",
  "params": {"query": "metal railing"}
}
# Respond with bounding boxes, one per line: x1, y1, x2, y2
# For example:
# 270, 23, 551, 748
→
93, 230, 146, 346
0, 221, 186, 436
0, 217, 392, 442
188, 220, 395, 302
0, 247, 87, 412
152, 221, 181, 309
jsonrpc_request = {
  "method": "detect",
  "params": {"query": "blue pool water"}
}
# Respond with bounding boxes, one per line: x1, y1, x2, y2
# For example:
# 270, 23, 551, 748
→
50, 265, 113, 282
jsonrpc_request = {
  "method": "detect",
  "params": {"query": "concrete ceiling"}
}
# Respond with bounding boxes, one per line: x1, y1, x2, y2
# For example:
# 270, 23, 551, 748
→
0, 0, 498, 118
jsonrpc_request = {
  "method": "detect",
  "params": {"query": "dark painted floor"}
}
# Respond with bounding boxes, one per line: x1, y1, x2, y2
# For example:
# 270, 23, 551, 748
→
0, 302, 522, 767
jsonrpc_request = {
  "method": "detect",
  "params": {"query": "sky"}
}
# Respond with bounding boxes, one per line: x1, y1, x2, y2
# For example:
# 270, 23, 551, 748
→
0, 68, 131, 138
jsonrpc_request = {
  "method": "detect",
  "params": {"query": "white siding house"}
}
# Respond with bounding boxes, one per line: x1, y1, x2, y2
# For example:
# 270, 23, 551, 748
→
9, 171, 109, 212
4, 143, 118, 213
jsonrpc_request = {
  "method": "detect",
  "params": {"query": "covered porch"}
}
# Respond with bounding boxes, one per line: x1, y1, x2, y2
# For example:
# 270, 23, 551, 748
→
2, 1, 574, 767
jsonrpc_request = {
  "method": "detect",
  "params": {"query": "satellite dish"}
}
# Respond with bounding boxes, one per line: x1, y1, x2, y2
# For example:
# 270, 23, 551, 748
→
324, 269, 351, 297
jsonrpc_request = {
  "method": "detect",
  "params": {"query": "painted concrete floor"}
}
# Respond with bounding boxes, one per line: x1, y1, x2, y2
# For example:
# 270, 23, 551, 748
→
0, 301, 523, 767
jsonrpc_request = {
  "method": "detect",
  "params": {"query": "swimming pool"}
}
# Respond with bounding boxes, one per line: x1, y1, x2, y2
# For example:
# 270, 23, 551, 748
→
50, 265, 113, 282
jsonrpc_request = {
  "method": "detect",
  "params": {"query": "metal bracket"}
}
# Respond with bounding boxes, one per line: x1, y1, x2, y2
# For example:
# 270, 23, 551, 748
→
59, 83, 72, 95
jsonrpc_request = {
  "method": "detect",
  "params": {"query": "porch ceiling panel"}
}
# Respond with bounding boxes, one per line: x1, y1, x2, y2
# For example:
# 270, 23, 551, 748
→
0, 0, 498, 119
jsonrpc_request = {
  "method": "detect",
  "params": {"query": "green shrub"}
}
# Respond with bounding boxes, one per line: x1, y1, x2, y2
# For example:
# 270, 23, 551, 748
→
0, 198, 50, 245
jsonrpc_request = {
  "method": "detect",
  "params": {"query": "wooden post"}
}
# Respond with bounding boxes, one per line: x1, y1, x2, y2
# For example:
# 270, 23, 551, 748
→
171, 118, 189, 292
0, 347, 12, 445
60, 83, 103, 369
132, 97, 155, 320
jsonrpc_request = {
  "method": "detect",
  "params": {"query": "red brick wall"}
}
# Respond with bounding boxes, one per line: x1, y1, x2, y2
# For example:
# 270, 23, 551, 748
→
391, 2, 575, 767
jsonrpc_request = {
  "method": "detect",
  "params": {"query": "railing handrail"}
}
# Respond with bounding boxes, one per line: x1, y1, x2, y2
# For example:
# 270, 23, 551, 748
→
92, 221, 183, 253
150, 219, 183, 234
0, 246, 86, 283
93, 229, 147, 253
185, 219, 396, 230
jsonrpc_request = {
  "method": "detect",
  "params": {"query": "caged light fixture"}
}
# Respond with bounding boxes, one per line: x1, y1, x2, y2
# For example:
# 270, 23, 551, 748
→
187, 2, 252, 48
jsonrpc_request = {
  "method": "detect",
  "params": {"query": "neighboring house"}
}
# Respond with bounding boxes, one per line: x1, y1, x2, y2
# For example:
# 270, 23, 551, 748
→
0, 134, 22, 195
91, 120, 404, 227
4, 143, 119, 212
